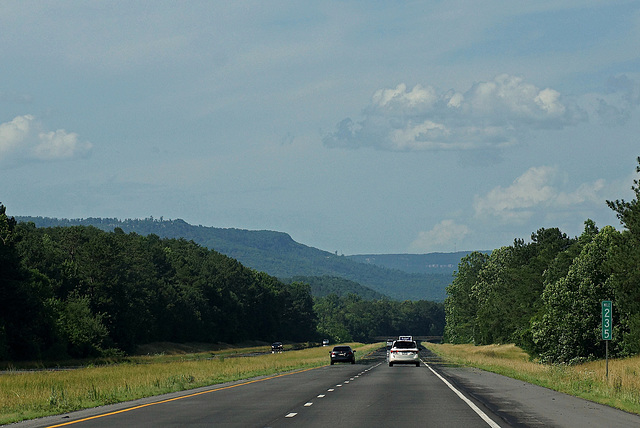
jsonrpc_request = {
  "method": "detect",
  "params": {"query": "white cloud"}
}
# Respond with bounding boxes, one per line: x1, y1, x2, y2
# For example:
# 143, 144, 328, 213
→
0, 115, 92, 162
370, 83, 438, 111
409, 219, 470, 253
474, 166, 557, 222
324, 74, 586, 152
535, 88, 565, 115
555, 179, 606, 207
32, 129, 90, 160
0, 115, 32, 156
473, 166, 609, 222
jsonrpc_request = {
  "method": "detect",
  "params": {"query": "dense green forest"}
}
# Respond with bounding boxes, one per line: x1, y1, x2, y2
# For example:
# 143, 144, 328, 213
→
445, 157, 640, 364
0, 217, 316, 360
16, 216, 452, 302
0, 209, 444, 361
282, 276, 387, 300
314, 294, 444, 343
285, 276, 445, 342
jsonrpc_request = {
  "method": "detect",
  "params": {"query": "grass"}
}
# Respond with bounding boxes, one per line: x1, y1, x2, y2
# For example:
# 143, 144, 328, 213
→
0, 342, 381, 425
424, 342, 640, 415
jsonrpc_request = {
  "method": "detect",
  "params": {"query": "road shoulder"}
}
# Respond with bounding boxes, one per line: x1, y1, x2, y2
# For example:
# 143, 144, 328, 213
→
432, 362, 640, 427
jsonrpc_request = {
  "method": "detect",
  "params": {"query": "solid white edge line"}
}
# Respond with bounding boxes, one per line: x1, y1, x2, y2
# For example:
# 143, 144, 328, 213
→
424, 361, 502, 428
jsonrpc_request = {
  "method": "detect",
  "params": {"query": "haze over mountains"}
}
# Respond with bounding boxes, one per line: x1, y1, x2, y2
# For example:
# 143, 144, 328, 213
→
16, 216, 478, 302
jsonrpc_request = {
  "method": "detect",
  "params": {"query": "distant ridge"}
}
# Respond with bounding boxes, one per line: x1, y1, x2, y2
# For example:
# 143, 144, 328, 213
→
16, 216, 457, 302
347, 251, 491, 275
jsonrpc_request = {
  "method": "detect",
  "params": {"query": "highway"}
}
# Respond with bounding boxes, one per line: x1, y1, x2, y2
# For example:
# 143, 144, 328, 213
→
11, 348, 640, 428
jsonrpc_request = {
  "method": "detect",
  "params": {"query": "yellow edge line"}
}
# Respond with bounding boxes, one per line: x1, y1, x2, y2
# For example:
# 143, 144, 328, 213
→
45, 365, 324, 427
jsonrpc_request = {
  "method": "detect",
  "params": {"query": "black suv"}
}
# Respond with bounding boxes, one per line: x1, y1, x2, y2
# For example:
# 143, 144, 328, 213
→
330, 345, 356, 364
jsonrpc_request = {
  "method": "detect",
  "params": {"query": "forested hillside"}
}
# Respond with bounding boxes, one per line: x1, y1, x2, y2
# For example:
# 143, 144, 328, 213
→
445, 157, 640, 364
0, 217, 316, 360
0, 206, 446, 361
15, 216, 452, 301
282, 276, 387, 300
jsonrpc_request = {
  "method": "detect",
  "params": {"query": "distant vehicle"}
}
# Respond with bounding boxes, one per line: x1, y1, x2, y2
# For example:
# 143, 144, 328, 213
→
271, 342, 283, 353
386, 339, 394, 348
330, 345, 356, 364
322, 339, 330, 346
389, 339, 420, 367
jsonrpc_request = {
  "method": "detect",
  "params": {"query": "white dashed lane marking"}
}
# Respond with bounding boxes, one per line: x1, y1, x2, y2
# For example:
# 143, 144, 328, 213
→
282, 362, 383, 421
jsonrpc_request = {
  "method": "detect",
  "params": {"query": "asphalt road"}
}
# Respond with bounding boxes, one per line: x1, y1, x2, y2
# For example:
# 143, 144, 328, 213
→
9, 349, 640, 428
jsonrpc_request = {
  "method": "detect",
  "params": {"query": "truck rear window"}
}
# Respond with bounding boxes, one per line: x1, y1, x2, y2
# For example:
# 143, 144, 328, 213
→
394, 341, 417, 349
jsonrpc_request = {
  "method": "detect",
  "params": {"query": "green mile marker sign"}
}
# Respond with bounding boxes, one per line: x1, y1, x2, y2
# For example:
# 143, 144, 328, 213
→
602, 300, 612, 341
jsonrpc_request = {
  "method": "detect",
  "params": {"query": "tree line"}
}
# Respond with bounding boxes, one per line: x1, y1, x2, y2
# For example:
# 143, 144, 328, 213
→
314, 293, 445, 343
0, 207, 445, 361
445, 157, 640, 364
0, 216, 316, 360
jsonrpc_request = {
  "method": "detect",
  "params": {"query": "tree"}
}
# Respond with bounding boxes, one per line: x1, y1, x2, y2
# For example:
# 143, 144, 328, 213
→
532, 226, 617, 363
0, 204, 56, 359
444, 251, 488, 343
279, 281, 317, 341
52, 293, 109, 358
607, 156, 640, 236
0, 203, 20, 359
472, 246, 519, 345
606, 156, 640, 355
313, 294, 353, 343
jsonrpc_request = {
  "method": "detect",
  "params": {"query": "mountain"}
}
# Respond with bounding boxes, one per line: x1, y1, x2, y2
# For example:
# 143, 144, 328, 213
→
16, 216, 455, 301
347, 252, 490, 275
282, 276, 388, 300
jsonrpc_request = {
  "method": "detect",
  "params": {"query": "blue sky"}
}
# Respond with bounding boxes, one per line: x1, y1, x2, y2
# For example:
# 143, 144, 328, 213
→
1, 1, 639, 254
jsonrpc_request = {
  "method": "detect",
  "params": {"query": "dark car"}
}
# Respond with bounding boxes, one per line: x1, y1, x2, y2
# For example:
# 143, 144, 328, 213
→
271, 342, 283, 353
330, 345, 356, 364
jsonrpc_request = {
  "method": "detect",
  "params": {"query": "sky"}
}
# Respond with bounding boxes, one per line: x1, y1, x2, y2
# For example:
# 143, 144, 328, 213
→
1, 1, 639, 255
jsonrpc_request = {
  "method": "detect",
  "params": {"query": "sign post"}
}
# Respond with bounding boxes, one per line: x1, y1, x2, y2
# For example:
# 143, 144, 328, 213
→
602, 300, 612, 379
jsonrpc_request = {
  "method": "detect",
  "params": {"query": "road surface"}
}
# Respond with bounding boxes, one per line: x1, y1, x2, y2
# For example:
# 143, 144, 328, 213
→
9, 348, 640, 427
